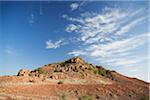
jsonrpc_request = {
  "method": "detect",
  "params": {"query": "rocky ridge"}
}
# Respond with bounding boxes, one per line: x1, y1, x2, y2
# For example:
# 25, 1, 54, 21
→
17, 56, 113, 83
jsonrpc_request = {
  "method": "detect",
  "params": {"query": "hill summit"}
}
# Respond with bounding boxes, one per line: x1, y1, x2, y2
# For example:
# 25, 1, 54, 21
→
64, 56, 86, 64
16, 56, 148, 85
17, 56, 112, 81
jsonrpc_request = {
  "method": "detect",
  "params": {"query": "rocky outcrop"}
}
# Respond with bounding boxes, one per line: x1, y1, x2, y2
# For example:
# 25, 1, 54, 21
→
17, 56, 145, 84
65, 56, 86, 64
17, 69, 31, 77
17, 69, 46, 82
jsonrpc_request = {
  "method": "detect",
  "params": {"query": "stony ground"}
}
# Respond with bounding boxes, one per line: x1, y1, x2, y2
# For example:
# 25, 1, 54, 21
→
0, 76, 149, 100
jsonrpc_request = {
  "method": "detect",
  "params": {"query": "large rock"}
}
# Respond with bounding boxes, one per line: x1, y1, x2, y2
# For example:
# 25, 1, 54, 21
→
66, 56, 85, 64
17, 69, 31, 77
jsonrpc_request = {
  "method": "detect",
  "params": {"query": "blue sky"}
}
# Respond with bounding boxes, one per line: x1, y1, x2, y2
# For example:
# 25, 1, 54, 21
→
0, 1, 149, 82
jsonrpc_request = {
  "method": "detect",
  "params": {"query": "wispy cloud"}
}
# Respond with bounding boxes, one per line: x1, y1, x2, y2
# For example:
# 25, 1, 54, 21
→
115, 16, 146, 35
70, 1, 87, 11
28, 13, 35, 25
70, 3, 79, 11
89, 33, 147, 57
64, 6, 148, 69
4, 46, 14, 55
46, 39, 66, 49
68, 32, 148, 67
68, 50, 87, 56
64, 8, 128, 43
65, 24, 80, 32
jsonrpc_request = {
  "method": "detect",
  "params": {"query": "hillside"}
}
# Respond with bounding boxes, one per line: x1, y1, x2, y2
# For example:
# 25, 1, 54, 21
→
0, 56, 149, 100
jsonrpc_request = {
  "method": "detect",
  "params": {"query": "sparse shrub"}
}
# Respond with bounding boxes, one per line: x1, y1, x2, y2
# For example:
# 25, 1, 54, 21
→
80, 72, 84, 77
106, 73, 112, 78
59, 94, 66, 100
98, 69, 107, 76
36, 68, 45, 74
85, 62, 93, 68
106, 70, 113, 78
56, 62, 66, 67
94, 68, 108, 77
44, 63, 52, 66
88, 67, 93, 70
140, 96, 149, 100
60, 62, 66, 67
58, 80, 64, 84
54, 68, 60, 72
78, 95, 93, 100
36, 68, 48, 75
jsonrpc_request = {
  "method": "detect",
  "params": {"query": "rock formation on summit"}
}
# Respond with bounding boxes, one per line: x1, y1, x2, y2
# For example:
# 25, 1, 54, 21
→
65, 56, 86, 64
17, 69, 31, 77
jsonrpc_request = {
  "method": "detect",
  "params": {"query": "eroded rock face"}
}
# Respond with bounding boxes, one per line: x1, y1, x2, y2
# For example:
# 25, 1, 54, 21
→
17, 69, 46, 82
17, 69, 31, 77
16, 56, 108, 81
66, 56, 85, 64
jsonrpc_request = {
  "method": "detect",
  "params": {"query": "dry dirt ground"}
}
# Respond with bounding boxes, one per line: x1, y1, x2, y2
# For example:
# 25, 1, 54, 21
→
0, 76, 149, 100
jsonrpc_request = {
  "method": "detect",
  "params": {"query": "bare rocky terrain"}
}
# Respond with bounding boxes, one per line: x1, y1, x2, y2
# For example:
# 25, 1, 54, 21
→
0, 57, 149, 100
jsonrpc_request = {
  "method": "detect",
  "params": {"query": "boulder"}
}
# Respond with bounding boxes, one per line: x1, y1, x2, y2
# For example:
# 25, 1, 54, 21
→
17, 69, 31, 77
66, 56, 85, 64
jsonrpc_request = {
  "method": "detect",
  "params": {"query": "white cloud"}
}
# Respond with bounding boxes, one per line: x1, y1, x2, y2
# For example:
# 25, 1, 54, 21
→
46, 39, 66, 49
4, 46, 14, 54
64, 6, 148, 68
103, 56, 147, 67
115, 16, 146, 35
70, 3, 79, 11
64, 8, 128, 44
62, 14, 84, 24
5, 49, 13, 54
89, 33, 147, 57
68, 32, 148, 66
68, 50, 87, 56
64, 7, 148, 46
66, 24, 79, 32
28, 13, 35, 25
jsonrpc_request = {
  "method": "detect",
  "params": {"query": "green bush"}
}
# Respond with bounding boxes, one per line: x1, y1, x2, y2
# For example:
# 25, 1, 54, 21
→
140, 96, 149, 100
59, 94, 66, 100
60, 62, 66, 67
54, 68, 60, 72
56, 62, 66, 67
78, 95, 93, 100
44, 64, 48, 66
88, 66, 95, 71
94, 68, 108, 77
80, 72, 84, 77
36, 68, 47, 75
36, 68, 44, 74
58, 80, 64, 84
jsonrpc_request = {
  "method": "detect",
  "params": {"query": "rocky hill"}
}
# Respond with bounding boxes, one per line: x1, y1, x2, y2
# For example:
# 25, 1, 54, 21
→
0, 56, 149, 100
17, 57, 112, 82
